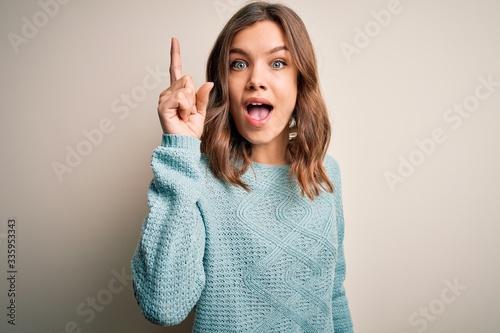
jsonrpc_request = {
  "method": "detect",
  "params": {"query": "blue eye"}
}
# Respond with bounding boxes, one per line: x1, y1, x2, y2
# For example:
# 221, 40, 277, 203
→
231, 60, 247, 70
271, 60, 286, 69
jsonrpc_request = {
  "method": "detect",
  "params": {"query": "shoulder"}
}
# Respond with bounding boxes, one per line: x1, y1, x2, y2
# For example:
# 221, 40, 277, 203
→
324, 155, 341, 180
324, 154, 340, 169
323, 154, 343, 198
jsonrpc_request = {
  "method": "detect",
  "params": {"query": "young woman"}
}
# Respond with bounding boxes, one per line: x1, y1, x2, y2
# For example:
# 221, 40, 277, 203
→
131, 2, 353, 332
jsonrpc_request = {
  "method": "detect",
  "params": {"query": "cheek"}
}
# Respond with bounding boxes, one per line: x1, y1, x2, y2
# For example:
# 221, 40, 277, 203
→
228, 78, 242, 104
275, 73, 298, 99
227, 90, 241, 122
228, 94, 239, 117
227, 84, 237, 111
279, 82, 298, 112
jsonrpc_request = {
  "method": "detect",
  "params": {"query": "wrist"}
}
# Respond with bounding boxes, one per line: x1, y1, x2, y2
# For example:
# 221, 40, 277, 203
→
161, 134, 201, 149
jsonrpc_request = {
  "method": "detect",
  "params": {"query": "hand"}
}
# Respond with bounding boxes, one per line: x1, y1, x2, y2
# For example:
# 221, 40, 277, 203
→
157, 38, 214, 138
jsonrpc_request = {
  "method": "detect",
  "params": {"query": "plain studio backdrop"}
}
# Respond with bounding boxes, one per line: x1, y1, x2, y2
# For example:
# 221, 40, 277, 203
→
1, 0, 499, 332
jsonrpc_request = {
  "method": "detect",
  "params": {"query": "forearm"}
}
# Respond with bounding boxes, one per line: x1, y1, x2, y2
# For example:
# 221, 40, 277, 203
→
329, 156, 354, 332
131, 135, 206, 325
332, 244, 353, 333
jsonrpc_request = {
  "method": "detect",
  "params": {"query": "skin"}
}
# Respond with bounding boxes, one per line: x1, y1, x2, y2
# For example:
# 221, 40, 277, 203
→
157, 38, 213, 139
158, 20, 298, 165
228, 21, 298, 165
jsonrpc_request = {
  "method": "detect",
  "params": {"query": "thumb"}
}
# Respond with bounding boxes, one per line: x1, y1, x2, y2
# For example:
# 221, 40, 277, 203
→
195, 82, 214, 116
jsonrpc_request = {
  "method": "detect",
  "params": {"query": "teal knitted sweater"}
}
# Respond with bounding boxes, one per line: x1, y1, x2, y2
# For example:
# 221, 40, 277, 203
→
131, 134, 353, 333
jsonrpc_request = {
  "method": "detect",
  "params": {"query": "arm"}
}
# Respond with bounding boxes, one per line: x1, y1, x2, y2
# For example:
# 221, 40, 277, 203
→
131, 134, 206, 325
329, 157, 354, 332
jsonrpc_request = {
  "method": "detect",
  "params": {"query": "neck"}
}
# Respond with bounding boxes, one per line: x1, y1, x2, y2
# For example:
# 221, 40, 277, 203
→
250, 137, 290, 166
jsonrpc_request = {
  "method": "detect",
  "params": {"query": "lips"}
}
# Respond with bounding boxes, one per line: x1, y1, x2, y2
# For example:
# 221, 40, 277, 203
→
244, 97, 273, 126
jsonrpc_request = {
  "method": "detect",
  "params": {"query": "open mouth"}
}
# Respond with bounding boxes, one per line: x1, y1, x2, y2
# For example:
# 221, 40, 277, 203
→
246, 102, 274, 121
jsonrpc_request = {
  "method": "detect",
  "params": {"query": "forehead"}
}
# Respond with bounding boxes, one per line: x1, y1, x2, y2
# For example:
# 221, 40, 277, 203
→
230, 20, 287, 50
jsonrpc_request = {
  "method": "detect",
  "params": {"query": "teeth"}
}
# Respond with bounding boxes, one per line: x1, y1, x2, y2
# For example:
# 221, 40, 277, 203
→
251, 103, 263, 106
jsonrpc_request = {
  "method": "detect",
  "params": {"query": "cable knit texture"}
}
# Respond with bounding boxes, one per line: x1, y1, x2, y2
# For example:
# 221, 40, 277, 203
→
131, 134, 353, 333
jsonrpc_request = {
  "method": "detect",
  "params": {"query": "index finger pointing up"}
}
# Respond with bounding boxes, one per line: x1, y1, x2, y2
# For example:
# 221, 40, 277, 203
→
169, 37, 182, 85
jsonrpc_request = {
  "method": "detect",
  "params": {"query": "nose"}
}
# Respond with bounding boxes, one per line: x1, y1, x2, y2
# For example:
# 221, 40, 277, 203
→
246, 63, 268, 91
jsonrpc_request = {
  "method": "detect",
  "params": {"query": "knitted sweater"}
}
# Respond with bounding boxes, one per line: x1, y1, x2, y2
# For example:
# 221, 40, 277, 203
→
131, 134, 353, 333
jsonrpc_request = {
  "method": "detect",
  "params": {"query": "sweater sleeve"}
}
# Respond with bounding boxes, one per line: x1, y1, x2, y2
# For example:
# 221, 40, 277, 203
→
328, 157, 354, 333
131, 134, 206, 326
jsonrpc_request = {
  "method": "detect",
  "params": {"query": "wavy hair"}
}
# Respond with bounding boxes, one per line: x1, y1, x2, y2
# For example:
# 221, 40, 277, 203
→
200, 1, 334, 199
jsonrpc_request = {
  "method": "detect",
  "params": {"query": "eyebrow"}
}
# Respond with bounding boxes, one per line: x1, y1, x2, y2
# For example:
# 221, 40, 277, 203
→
229, 45, 289, 56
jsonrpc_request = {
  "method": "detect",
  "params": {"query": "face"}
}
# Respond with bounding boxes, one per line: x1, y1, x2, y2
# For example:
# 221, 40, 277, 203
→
228, 20, 298, 164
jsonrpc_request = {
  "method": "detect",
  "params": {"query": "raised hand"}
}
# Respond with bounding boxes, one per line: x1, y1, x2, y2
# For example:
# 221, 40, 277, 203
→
157, 38, 214, 138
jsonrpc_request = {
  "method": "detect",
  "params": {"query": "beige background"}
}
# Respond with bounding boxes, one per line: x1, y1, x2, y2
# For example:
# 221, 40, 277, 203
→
1, 0, 499, 332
